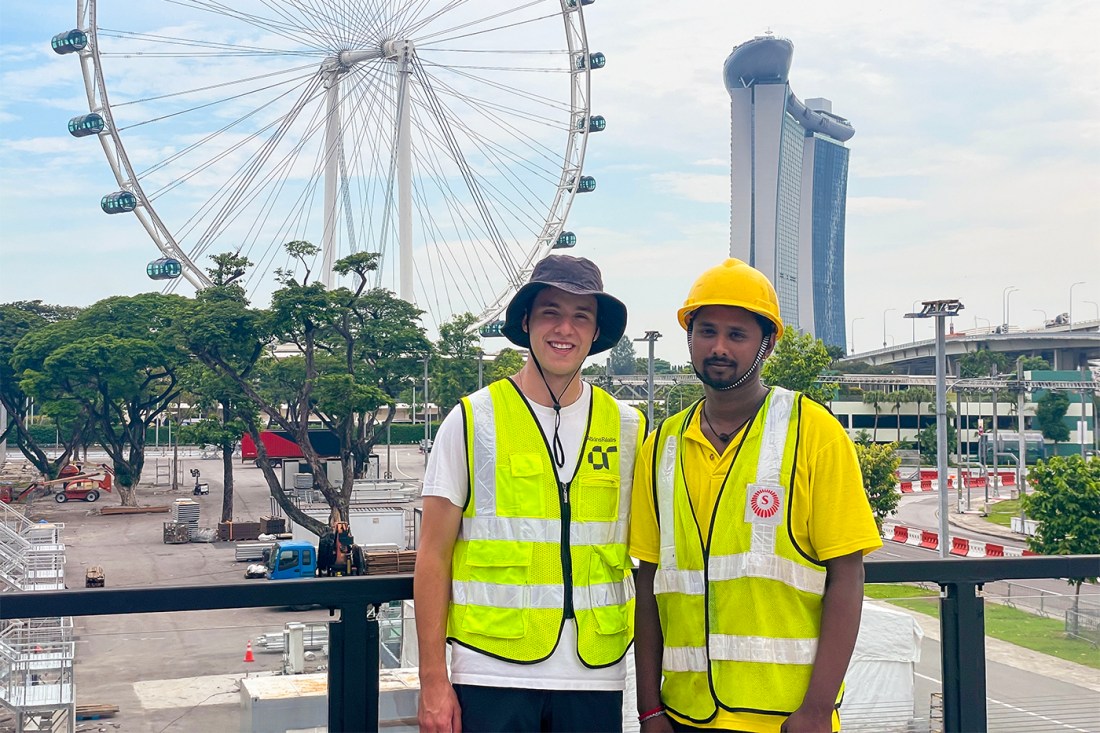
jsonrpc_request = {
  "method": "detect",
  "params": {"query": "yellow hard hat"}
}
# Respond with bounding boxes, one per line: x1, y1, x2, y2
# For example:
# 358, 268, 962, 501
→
677, 258, 784, 339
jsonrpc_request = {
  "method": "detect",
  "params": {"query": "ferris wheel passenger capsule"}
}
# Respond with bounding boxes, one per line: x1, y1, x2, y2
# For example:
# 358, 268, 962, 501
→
68, 114, 105, 138
586, 115, 606, 133
554, 232, 577, 249
567, 0, 596, 6
101, 191, 137, 214
479, 320, 507, 338
569, 176, 597, 194
51, 30, 88, 55
147, 258, 182, 280
576, 52, 606, 70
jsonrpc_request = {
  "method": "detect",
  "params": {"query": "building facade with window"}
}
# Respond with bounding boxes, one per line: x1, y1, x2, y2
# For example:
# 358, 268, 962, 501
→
725, 35, 853, 351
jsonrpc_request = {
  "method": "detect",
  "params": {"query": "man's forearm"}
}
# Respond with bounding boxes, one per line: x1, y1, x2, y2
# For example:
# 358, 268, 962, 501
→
413, 548, 452, 681
801, 551, 865, 712
634, 561, 665, 712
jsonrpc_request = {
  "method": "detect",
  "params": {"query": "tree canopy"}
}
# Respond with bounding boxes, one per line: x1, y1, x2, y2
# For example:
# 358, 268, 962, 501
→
854, 441, 902, 530
1034, 391, 1072, 444
761, 328, 836, 404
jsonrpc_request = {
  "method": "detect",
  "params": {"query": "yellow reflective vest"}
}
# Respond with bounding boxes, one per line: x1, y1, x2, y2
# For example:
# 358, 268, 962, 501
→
448, 379, 643, 666
653, 388, 839, 722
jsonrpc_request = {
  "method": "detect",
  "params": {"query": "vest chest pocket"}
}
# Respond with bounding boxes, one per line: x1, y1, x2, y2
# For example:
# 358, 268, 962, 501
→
587, 545, 631, 635
498, 453, 548, 517
573, 474, 621, 522
461, 540, 533, 639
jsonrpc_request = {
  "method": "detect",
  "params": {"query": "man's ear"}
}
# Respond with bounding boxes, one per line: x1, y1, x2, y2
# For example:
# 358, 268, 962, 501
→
522, 311, 529, 334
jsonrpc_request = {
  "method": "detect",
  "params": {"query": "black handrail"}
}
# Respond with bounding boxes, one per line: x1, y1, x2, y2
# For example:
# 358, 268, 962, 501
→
3, 557, 1099, 732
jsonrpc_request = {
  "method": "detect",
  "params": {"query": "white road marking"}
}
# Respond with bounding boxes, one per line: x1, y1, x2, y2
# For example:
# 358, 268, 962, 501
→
913, 672, 1095, 732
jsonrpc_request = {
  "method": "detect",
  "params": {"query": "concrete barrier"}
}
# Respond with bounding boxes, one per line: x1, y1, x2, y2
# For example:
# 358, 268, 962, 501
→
950, 537, 970, 557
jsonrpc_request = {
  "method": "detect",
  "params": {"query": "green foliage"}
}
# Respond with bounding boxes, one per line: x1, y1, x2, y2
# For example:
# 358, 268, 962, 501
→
761, 328, 836, 404
609, 335, 636, 375
855, 442, 902, 529
432, 313, 479, 413
833, 360, 897, 375
1035, 391, 1072, 444
660, 383, 703, 420
486, 349, 524, 383
1018, 356, 1051, 371
959, 349, 1011, 379
862, 390, 888, 442
917, 421, 958, 463
633, 357, 673, 375
1023, 456, 1100, 590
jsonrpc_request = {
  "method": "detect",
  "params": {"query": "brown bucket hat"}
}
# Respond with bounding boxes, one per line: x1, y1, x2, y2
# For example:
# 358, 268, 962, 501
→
501, 255, 627, 355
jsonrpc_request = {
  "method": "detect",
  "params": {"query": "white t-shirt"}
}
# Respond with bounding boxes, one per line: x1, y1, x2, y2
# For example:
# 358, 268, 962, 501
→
421, 380, 627, 691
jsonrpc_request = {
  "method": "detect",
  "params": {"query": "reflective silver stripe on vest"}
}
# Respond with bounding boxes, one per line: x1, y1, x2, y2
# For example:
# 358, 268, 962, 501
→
654, 552, 825, 596
453, 578, 632, 611
710, 552, 826, 594
663, 635, 818, 672
757, 388, 794, 484
461, 516, 624, 546
656, 431, 679, 569
466, 388, 498, 518
453, 581, 564, 609
615, 402, 641, 526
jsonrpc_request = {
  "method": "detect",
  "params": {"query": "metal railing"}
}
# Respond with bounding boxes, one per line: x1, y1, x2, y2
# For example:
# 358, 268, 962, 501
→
1, 556, 1098, 732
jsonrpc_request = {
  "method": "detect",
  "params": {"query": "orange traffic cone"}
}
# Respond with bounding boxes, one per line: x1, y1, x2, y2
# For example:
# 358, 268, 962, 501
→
243, 640, 255, 663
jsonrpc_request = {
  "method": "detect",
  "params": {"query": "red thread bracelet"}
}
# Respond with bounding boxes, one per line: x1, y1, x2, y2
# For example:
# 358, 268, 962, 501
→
638, 706, 666, 723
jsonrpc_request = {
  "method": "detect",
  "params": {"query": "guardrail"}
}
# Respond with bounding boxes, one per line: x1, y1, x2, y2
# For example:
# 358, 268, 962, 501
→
2, 557, 1098, 732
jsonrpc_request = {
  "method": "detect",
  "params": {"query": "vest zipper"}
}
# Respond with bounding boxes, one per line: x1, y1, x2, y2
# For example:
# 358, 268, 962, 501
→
560, 480, 575, 619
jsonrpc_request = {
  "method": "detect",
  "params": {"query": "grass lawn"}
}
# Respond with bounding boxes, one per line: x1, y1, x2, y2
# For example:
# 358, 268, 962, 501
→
984, 498, 1023, 528
865, 584, 1100, 670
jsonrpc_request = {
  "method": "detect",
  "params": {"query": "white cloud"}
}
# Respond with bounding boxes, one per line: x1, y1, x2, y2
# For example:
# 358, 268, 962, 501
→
648, 172, 728, 204
847, 197, 924, 215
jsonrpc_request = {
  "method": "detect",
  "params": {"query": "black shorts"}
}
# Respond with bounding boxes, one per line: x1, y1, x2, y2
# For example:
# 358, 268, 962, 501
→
453, 684, 623, 733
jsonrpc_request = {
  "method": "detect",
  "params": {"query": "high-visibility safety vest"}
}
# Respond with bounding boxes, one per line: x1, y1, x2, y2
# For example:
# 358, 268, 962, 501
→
653, 388, 839, 723
448, 379, 642, 666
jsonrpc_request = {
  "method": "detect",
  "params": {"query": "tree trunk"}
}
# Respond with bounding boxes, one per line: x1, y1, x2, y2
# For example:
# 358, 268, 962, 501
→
220, 436, 234, 523
872, 410, 880, 444
245, 419, 328, 537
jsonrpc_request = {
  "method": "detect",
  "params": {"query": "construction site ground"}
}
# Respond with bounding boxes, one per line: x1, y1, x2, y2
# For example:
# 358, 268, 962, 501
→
3, 446, 427, 733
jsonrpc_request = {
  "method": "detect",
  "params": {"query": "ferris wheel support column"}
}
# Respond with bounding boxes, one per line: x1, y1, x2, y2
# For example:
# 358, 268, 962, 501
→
321, 67, 341, 289
389, 40, 415, 304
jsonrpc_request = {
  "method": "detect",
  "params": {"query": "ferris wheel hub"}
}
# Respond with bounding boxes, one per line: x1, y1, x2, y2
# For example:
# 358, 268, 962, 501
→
381, 39, 415, 62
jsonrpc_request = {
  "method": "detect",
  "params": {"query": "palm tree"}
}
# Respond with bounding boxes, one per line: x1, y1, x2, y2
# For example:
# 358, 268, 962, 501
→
889, 390, 906, 444
907, 387, 935, 463
863, 391, 888, 444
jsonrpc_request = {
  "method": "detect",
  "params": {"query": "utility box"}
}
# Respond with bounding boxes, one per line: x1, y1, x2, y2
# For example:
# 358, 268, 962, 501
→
288, 506, 408, 550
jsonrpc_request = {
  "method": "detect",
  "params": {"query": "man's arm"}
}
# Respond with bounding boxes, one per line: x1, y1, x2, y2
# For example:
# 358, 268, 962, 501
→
414, 495, 464, 733
635, 561, 673, 731
781, 550, 865, 733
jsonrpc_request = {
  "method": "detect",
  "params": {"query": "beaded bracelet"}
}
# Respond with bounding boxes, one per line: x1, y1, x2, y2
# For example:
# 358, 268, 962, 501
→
638, 706, 667, 724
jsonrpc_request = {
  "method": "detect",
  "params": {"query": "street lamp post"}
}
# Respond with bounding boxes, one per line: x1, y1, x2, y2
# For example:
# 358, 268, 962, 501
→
1002, 286, 1018, 330
907, 298, 965, 559
882, 308, 897, 348
1069, 281, 1086, 324
911, 300, 921, 342
1086, 300, 1100, 321
1033, 309, 1048, 327
634, 331, 662, 424
849, 316, 864, 354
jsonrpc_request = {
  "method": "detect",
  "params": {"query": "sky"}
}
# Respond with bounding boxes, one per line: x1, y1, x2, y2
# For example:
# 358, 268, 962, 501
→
2, 1, 1098, 366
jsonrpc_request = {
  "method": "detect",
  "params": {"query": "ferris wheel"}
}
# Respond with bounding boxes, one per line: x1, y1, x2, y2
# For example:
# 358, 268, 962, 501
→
53, 0, 606, 330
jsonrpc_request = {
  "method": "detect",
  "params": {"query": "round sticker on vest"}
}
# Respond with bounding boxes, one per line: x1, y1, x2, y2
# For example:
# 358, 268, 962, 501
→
744, 483, 785, 525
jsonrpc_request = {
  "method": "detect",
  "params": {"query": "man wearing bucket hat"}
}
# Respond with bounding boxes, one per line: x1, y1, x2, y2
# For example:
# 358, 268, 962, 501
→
630, 259, 880, 733
415, 255, 647, 732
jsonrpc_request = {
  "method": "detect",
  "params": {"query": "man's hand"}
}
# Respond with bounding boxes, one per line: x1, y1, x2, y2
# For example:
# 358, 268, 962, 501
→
780, 704, 832, 732
418, 676, 462, 733
639, 714, 674, 732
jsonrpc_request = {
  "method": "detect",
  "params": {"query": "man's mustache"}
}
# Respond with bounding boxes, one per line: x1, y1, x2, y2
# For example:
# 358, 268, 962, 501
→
704, 358, 736, 368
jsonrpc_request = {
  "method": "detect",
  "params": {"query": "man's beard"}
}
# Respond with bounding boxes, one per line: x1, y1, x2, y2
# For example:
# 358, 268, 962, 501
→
694, 358, 751, 391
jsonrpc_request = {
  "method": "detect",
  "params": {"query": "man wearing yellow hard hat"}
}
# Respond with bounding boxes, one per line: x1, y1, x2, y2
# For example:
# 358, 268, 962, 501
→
630, 259, 881, 732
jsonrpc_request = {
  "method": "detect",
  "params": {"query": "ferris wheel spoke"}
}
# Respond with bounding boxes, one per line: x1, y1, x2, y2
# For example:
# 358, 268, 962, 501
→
97, 28, 323, 57
164, 0, 335, 51
413, 59, 521, 286
423, 61, 573, 116
402, 0, 475, 39
414, 1, 548, 44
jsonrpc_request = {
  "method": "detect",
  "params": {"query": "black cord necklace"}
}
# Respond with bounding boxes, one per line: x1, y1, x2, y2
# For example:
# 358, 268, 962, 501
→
701, 402, 745, 443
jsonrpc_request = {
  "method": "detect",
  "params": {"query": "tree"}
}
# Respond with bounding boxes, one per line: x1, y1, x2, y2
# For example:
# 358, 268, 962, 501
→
432, 313, 479, 414
1018, 356, 1050, 372
1, 303, 90, 477
959, 349, 1010, 379
888, 391, 906, 444
761, 328, 836, 404
633, 357, 673, 375
1035, 391, 1071, 445
609, 335, 636, 375
916, 417, 958, 464
862, 391, 887, 444
854, 442, 902, 530
905, 387, 935, 461
486, 348, 524, 383
178, 243, 429, 534
1023, 456, 1100, 626
14, 294, 189, 504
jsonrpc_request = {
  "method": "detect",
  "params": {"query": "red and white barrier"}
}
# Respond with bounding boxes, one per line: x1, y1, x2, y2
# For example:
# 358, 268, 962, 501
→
896, 469, 1019, 494
880, 523, 1035, 557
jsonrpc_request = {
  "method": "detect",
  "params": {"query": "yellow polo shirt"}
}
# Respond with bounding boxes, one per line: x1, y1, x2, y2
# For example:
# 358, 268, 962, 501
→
630, 397, 881, 732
